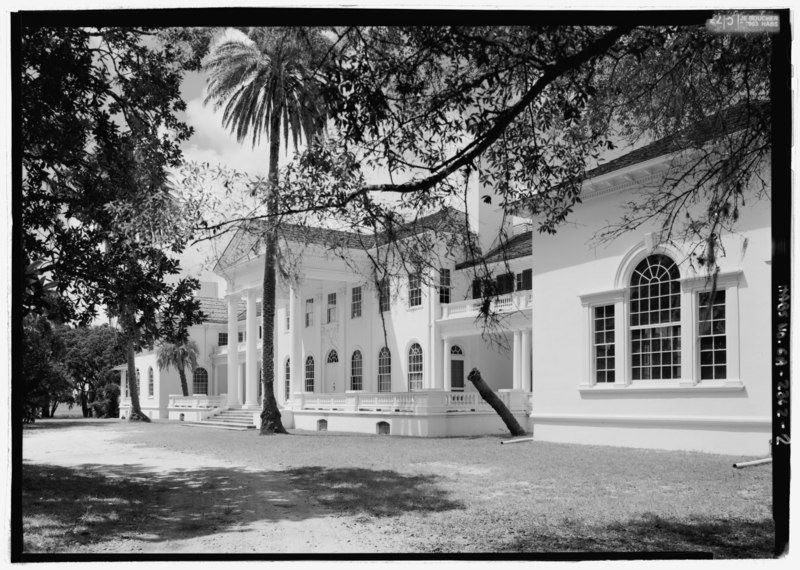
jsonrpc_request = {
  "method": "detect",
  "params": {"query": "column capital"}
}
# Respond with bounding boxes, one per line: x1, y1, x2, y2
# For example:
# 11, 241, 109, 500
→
225, 292, 241, 302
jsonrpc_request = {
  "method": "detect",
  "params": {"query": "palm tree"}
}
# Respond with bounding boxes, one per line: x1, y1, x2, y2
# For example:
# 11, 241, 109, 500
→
203, 28, 329, 434
156, 339, 199, 397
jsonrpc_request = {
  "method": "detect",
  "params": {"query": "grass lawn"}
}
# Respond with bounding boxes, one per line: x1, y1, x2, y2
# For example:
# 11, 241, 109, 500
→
22, 421, 774, 557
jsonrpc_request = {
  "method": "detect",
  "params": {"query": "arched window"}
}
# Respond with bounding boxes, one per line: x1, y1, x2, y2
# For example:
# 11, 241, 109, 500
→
135, 369, 140, 393
450, 345, 463, 355
305, 356, 315, 392
630, 254, 681, 380
351, 350, 363, 391
285, 358, 291, 401
147, 367, 154, 397
408, 343, 423, 391
327, 350, 339, 363
193, 367, 209, 395
378, 347, 391, 392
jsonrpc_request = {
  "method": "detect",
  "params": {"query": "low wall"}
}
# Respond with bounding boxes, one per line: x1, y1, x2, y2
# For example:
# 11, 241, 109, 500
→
292, 409, 532, 437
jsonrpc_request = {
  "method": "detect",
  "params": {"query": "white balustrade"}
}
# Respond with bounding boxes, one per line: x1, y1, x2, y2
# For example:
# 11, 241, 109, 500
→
295, 389, 519, 414
440, 291, 531, 319
168, 394, 226, 409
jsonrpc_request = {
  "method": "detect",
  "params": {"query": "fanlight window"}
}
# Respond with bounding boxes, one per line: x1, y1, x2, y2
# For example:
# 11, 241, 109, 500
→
629, 254, 681, 381
305, 356, 315, 392
351, 350, 363, 391
378, 347, 391, 392
327, 350, 339, 363
408, 343, 423, 391
193, 367, 209, 395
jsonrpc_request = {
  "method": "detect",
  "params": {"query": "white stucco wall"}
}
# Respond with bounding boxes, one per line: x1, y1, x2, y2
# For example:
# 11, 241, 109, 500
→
529, 176, 772, 456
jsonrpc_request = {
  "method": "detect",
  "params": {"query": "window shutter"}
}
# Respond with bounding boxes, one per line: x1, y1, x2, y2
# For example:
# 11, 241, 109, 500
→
472, 279, 481, 299
522, 269, 532, 291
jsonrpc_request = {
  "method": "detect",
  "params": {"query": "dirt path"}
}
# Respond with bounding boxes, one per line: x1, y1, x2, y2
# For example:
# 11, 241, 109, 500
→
23, 422, 407, 553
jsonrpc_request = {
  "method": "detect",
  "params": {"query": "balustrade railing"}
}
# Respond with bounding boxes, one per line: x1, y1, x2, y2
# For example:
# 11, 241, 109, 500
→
441, 291, 531, 319
295, 389, 522, 414
167, 394, 226, 409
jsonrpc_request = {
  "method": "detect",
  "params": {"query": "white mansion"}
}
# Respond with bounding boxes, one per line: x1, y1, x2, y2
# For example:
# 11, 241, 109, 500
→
121, 114, 772, 456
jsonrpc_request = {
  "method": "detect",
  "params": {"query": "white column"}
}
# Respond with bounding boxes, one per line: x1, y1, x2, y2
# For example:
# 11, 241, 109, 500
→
291, 286, 303, 397
521, 329, 532, 392
226, 293, 241, 407
244, 288, 259, 409
441, 338, 450, 390
512, 330, 522, 390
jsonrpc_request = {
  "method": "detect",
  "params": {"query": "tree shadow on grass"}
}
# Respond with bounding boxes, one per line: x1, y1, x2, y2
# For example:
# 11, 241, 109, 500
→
497, 512, 775, 559
22, 461, 463, 553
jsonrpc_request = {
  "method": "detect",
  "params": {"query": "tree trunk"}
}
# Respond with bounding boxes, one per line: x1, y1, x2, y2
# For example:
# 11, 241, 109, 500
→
50, 401, 59, 417
40, 405, 50, 419
467, 368, 527, 436
80, 386, 90, 417
178, 366, 189, 397
122, 308, 150, 423
259, 100, 288, 435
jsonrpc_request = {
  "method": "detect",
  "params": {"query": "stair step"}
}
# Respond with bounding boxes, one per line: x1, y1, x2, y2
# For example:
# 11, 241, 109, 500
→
181, 422, 253, 431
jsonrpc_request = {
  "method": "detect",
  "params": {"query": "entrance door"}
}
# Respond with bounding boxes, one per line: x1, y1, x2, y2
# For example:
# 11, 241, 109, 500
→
326, 350, 341, 392
451, 359, 465, 391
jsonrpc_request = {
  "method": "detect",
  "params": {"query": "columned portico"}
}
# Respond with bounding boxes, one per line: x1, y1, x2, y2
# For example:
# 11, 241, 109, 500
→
244, 288, 259, 409
226, 293, 241, 407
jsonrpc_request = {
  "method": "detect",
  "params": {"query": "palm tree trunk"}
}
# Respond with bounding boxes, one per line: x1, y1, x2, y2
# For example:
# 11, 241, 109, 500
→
178, 366, 189, 397
260, 98, 288, 435
467, 368, 526, 436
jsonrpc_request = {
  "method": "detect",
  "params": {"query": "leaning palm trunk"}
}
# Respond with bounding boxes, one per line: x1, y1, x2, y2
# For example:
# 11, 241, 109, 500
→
259, 102, 288, 435
467, 368, 525, 436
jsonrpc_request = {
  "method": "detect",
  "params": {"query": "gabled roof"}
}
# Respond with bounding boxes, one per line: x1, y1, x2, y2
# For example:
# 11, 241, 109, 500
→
214, 206, 470, 273
583, 102, 769, 181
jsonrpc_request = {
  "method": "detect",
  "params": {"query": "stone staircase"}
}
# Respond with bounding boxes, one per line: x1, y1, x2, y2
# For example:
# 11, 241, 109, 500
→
183, 408, 257, 431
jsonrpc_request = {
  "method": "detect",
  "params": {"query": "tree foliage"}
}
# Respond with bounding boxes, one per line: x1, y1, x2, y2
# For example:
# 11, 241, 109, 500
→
22, 315, 72, 422
21, 27, 206, 421
61, 324, 127, 418
156, 339, 200, 397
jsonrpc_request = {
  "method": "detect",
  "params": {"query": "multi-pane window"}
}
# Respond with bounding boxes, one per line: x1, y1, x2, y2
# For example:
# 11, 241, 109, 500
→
148, 367, 154, 397
630, 255, 681, 380
439, 268, 451, 304
286, 304, 291, 330
285, 358, 291, 401
327, 350, 339, 363
327, 293, 337, 324
305, 298, 314, 327
193, 367, 208, 395
305, 356, 315, 392
135, 369, 140, 393
378, 347, 392, 392
699, 290, 727, 380
496, 272, 514, 295
379, 279, 390, 312
351, 286, 362, 318
408, 343, 423, 390
593, 305, 615, 383
218, 332, 228, 347
351, 350, 363, 391
259, 326, 262, 339
409, 273, 422, 307
238, 331, 244, 343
